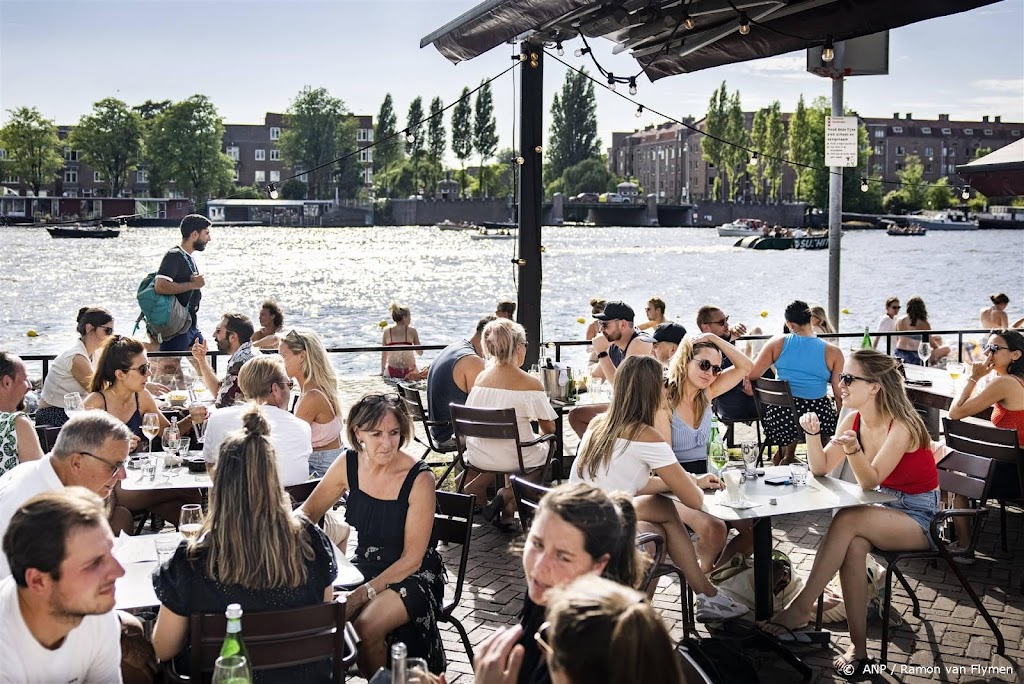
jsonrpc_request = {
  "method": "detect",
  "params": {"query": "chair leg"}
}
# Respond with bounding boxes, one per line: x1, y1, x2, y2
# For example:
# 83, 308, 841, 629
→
881, 560, 897, 665
814, 592, 824, 630
999, 500, 1008, 552
892, 566, 920, 618
944, 558, 1006, 656
446, 614, 475, 665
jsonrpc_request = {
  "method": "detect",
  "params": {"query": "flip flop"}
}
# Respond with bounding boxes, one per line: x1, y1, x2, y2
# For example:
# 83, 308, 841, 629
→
834, 655, 879, 681
481, 493, 505, 522
756, 621, 812, 643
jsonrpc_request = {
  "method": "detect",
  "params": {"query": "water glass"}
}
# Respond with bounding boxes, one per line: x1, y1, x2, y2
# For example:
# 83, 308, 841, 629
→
142, 457, 157, 482
193, 420, 207, 444
407, 658, 431, 683
180, 504, 204, 541
790, 461, 808, 486
211, 655, 251, 684
63, 392, 84, 416
177, 437, 191, 457
918, 342, 932, 365
741, 441, 758, 478
154, 533, 180, 563
162, 428, 179, 456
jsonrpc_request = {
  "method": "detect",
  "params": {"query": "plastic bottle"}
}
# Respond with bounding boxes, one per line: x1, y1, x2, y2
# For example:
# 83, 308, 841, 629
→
391, 642, 408, 684
219, 604, 251, 668
860, 326, 872, 349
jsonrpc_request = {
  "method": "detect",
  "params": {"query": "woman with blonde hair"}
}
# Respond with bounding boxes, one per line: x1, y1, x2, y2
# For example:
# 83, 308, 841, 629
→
759, 349, 938, 678
570, 355, 747, 622
809, 305, 838, 344
381, 301, 422, 379
464, 318, 557, 531
151, 406, 337, 680
280, 328, 345, 475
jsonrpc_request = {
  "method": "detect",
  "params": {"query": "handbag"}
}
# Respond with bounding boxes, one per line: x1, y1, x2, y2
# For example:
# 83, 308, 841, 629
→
709, 550, 805, 611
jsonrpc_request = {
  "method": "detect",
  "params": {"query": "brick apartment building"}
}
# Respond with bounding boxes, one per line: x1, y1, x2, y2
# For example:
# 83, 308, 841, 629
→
610, 112, 1022, 204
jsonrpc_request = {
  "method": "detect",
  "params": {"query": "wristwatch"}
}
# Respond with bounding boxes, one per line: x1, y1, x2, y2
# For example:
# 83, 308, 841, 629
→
363, 583, 376, 600
597, 351, 609, 359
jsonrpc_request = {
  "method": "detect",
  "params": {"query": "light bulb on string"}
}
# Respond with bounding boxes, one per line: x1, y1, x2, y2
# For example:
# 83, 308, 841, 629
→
749, 152, 758, 166
822, 36, 835, 63
738, 13, 750, 35
515, 157, 525, 165
556, 41, 564, 56
635, 105, 644, 118
860, 178, 869, 192
683, 14, 695, 30
961, 186, 971, 200
628, 77, 638, 95
406, 131, 416, 144
267, 184, 279, 200
607, 73, 616, 91
574, 46, 591, 58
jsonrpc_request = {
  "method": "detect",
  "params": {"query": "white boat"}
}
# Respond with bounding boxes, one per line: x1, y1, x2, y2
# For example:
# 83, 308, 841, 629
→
470, 227, 517, 240
717, 218, 765, 237
436, 220, 478, 231
912, 212, 978, 231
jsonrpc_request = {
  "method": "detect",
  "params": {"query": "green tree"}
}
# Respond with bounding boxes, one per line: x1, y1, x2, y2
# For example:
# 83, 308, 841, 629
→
748, 107, 767, 201
763, 102, 785, 201
546, 69, 600, 184
69, 98, 144, 198
405, 97, 425, 192
721, 90, 748, 201
700, 82, 729, 200
559, 157, 615, 197
280, 178, 307, 200
134, 99, 172, 197
450, 87, 474, 197
279, 86, 356, 200
334, 116, 364, 200
425, 97, 446, 196
146, 95, 234, 206
374, 94, 400, 197
897, 155, 928, 211
473, 81, 498, 197
0, 107, 63, 196
787, 95, 813, 200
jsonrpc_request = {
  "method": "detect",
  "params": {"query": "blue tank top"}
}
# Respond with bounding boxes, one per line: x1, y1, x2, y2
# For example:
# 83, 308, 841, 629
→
774, 334, 830, 399
609, 330, 649, 367
426, 340, 477, 442
670, 404, 712, 464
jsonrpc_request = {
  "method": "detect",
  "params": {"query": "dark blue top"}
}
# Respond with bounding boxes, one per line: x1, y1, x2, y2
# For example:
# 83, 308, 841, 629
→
608, 330, 648, 367
426, 340, 477, 442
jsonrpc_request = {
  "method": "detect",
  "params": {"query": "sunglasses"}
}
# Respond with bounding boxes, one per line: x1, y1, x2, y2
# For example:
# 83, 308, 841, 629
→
708, 316, 729, 326
98, 325, 114, 334
839, 373, 872, 386
983, 344, 1009, 354
598, 320, 619, 329
362, 393, 401, 405
889, 305, 901, 311
129, 363, 151, 376
284, 329, 307, 348
696, 359, 722, 376
81, 451, 128, 478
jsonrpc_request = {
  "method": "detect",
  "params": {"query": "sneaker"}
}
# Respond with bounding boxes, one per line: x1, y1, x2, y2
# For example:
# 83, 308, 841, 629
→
694, 591, 749, 622
945, 542, 976, 565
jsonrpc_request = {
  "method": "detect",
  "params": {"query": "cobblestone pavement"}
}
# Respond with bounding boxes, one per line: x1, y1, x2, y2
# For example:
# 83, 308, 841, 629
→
343, 376, 1023, 683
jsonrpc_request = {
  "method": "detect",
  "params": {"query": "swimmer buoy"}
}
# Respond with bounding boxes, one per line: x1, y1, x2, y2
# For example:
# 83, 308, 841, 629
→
26, 329, 38, 337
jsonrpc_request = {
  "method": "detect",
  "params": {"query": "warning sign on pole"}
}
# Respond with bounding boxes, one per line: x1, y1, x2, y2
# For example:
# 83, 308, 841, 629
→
825, 116, 859, 167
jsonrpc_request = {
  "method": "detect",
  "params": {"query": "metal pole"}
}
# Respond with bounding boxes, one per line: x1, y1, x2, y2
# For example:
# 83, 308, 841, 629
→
827, 76, 844, 331
518, 44, 543, 368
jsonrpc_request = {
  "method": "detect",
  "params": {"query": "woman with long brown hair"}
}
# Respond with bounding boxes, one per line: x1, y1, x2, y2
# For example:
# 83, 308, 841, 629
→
759, 349, 938, 678
151, 406, 337, 680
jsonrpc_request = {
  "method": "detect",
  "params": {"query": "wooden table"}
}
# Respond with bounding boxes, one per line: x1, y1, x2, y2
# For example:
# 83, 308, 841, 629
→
113, 534, 364, 611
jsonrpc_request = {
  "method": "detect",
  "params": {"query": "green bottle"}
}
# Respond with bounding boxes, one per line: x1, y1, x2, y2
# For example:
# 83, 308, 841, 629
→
219, 604, 251, 673
707, 416, 726, 476
860, 326, 872, 349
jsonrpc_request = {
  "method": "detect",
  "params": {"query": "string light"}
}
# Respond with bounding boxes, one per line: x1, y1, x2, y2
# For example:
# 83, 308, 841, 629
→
738, 13, 750, 35
607, 73, 616, 91
556, 41, 564, 56
267, 183, 279, 200
860, 178, 869, 192
405, 130, 416, 143
515, 156, 525, 165
822, 36, 835, 63
574, 46, 591, 58
635, 105, 644, 118
749, 152, 758, 166
961, 186, 971, 200
683, 14, 695, 30
628, 77, 638, 95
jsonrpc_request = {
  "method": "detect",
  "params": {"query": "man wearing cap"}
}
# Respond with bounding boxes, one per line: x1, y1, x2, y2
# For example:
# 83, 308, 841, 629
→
568, 301, 653, 437
154, 214, 212, 352
696, 305, 763, 422
651, 322, 686, 366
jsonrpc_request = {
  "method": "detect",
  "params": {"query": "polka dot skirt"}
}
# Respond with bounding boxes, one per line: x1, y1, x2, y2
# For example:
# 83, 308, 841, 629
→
763, 395, 838, 446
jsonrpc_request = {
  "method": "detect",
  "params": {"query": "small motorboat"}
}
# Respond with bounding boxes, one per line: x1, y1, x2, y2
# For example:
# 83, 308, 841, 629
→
46, 222, 121, 239
885, 221, 928, 236
735, 233, 828, 250
912, 211, 977, 231
436, 220, 478, 231
717, 218, 764, 237
470, 226, 517, 240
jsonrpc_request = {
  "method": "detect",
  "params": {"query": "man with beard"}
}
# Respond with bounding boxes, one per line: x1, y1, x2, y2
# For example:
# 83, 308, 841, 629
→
0, 488, 125, 683
154, 214, 212, 352
191, 313, 255, 408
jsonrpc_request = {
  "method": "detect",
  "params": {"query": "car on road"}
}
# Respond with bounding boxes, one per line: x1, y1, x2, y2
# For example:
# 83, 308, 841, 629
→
573, 192, 600, 203
598, 192, 631, 204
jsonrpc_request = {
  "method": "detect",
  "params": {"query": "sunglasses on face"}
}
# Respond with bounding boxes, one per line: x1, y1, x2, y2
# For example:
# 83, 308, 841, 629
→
839, 373, 872, 386
129, 363, 151, 376
598, 320, 618, 329
98, 325, 114, 334
708, 316, 729, 327
889, 305, 901, 311
983, 343, 1009, 354
695, 359, 722, 376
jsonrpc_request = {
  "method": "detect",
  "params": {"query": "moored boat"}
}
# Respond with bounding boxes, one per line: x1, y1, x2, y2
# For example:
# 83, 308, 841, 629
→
735, 233, 828, 250
436, 220, 478, 231
913, 212, 978, 231
717, 218, 765, 237
46, 223, 121, 239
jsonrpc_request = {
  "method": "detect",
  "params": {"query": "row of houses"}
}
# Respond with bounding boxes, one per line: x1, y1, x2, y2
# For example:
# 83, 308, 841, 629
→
609, 112, 1022, 204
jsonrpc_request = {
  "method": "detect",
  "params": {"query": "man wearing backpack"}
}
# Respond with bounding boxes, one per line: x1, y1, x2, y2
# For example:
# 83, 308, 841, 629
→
154, 214, 211, 351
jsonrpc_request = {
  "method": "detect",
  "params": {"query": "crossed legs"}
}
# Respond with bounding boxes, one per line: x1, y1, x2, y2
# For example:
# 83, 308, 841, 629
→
353, 589, 411, 676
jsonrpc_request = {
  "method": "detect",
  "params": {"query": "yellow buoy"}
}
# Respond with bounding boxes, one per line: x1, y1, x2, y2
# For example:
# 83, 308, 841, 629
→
26, 329, 38, 337
759, 311, 768, 318
378, 320, 388, 328
841, 308, 850, 315
576, 317, 586, 324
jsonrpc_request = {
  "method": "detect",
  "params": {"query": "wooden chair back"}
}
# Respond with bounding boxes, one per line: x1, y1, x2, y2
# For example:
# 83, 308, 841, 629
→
186, 598, 355, 681
751, 378, 797, 411
450, 404, 556, 477
510, 476, 551, 531
398, 382, 458, 460
936, 448, 998, 504
284, 479, 321, 508
35, 425, 61, 452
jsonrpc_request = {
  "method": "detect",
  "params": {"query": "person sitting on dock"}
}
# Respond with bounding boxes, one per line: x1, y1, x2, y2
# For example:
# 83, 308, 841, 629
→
638, 296, 669, 331
495, 299, 516, 320
191, 313, 256, 408
251, 299, 284, 350
425, 316, 492, 446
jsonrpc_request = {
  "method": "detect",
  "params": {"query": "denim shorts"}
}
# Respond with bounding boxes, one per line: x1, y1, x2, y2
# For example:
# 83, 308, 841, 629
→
309, 448, 343, 477
879, 487, 940, 549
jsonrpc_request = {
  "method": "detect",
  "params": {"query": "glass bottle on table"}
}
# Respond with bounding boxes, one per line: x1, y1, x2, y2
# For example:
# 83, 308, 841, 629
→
707, 416, 727, 476
211, 656, 251, 684
391, 642, 408, 684
218, 604, 252, 682
860, 326, 872, 349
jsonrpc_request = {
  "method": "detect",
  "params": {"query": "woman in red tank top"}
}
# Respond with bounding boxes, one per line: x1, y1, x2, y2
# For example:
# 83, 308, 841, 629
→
758, 349, 938, 678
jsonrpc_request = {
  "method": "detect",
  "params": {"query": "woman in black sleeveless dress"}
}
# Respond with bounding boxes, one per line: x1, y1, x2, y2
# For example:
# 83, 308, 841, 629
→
301, 393, 445, 676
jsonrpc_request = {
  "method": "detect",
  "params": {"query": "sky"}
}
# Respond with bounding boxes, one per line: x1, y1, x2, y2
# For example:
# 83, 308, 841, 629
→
2, 0, 1022, 167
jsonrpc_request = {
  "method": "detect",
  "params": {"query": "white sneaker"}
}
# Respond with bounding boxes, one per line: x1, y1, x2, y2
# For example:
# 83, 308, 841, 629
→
694, 592, 749, 622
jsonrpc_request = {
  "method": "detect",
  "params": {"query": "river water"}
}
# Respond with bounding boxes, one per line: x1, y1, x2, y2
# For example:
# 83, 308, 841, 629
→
2, 225, 1021, 376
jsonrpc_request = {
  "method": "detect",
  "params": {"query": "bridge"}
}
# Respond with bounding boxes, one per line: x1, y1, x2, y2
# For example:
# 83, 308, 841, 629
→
547, 194, 693, 226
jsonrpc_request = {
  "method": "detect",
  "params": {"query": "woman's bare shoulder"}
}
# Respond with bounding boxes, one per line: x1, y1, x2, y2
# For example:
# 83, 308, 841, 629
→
634, 424, 667, 443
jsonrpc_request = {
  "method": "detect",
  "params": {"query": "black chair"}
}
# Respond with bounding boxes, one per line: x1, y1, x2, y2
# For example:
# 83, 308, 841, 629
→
875, 449, 1004, 664
285, 479, 322, 508
397, 382, 460, 483
509, 474, 549, 530
164, 598, 359, 682
751, 378, 800, 465
34, 425, 61, 452
432, 490, 476, 664
943, 418, 1022, 551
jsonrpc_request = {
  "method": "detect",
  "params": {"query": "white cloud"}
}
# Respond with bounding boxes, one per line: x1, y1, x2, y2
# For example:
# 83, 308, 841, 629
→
973, 78, 1024, 92
744, 55, 807, 73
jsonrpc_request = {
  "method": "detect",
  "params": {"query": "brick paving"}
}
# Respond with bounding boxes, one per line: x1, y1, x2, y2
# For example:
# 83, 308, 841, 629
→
342, 376, 1023, 682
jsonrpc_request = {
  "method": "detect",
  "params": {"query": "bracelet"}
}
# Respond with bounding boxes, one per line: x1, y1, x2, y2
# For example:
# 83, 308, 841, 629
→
844, 447, 861, 456
363, 583, 376, 601
804, 430, 821, 436
966, 378, 977, 384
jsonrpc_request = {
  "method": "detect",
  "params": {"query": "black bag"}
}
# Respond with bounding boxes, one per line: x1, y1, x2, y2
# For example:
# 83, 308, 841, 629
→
677, 637, 760, 684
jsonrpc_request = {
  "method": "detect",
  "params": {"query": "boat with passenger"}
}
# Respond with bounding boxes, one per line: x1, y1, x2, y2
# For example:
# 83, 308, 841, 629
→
436, 220, 478, 231
913, 211, 978, 231
717, 218, 765, 237
885, 220, 927, 236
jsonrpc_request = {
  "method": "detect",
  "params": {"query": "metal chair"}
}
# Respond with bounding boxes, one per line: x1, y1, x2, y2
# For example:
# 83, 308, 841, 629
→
432, 490, 476, 664
34, 425, 61, 452
450, 404, 559, 492
943, 418, 1022, 551
164, 598, 359, 682
874, 449, 1004, 664
285, 478, 322, 508
397, 382, 460, 483
751, 378, 800, 465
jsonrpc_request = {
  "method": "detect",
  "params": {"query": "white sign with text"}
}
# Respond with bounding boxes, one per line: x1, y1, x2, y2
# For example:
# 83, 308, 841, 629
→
825, 116, 859, 167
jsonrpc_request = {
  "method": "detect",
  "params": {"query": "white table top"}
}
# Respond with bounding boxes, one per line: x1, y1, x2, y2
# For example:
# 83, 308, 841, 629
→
113, 534, 364, 611
121, 452, 212, 491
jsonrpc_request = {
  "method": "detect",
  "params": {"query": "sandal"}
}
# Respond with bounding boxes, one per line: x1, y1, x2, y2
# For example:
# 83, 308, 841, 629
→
755, 620, 810, 643
481, 493, 505, 522
833, 654, 879, 681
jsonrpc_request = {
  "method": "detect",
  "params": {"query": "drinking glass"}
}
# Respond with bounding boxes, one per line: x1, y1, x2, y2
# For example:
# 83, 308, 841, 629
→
407, 657, 431, 683
154, 533, 180, 563
142, 413, 160, 453
211, 655, 251, 684
192, 420, 207, 444
947, 362, 965, 386
741, 441, 758, 478
179, 504, 204, 541
710, 450, 728, 477
790, 461, 808, 486
918, 342, 932, 365
63, 392, 84, 416
177, 436, 191, 457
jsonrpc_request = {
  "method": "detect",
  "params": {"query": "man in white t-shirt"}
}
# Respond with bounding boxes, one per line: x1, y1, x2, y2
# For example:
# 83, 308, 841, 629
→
873, 296, 900, 349
202, 356, 311, 486
0, 487, 124, 684
0, 411, 133, 578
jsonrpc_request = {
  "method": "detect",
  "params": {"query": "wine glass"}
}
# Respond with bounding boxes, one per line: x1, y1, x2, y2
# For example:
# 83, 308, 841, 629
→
710, 449, 728, 478
947, 362, 965, 385
63, 392, 83, 417
211, 655, 251, 684
179, 504, 204, 541
918, 342, 932, 366
142, 413, 160, 453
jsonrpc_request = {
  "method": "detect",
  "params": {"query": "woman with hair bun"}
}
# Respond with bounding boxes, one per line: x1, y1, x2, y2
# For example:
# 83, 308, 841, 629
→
36, 307, 114, 426
151, 405, 337, 680
464, 318, 557, 531
894, 296, 934, 366
980, 293, 1010, 329
380, 301, 422, 379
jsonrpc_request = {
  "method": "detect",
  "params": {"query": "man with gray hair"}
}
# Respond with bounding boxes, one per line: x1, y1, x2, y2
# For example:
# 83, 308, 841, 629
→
0, 411, 133, 578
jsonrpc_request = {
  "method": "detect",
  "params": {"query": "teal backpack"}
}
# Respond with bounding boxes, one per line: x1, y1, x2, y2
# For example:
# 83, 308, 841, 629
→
134, 273, 191, 342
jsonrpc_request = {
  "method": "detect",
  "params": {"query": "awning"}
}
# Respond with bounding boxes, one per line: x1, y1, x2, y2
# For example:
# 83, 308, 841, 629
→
956, 138, 1024, 197
422, 0, 1001, 81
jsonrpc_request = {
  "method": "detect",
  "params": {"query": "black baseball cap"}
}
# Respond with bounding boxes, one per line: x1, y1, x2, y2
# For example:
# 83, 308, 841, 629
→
653, 322, 686, 345
593, 301, 634, 322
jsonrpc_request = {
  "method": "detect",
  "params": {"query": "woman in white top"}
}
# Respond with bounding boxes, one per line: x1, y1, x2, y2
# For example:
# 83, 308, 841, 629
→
570, 355, 747, 622
36, 307, 114, 426
465, 318, 557, 531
